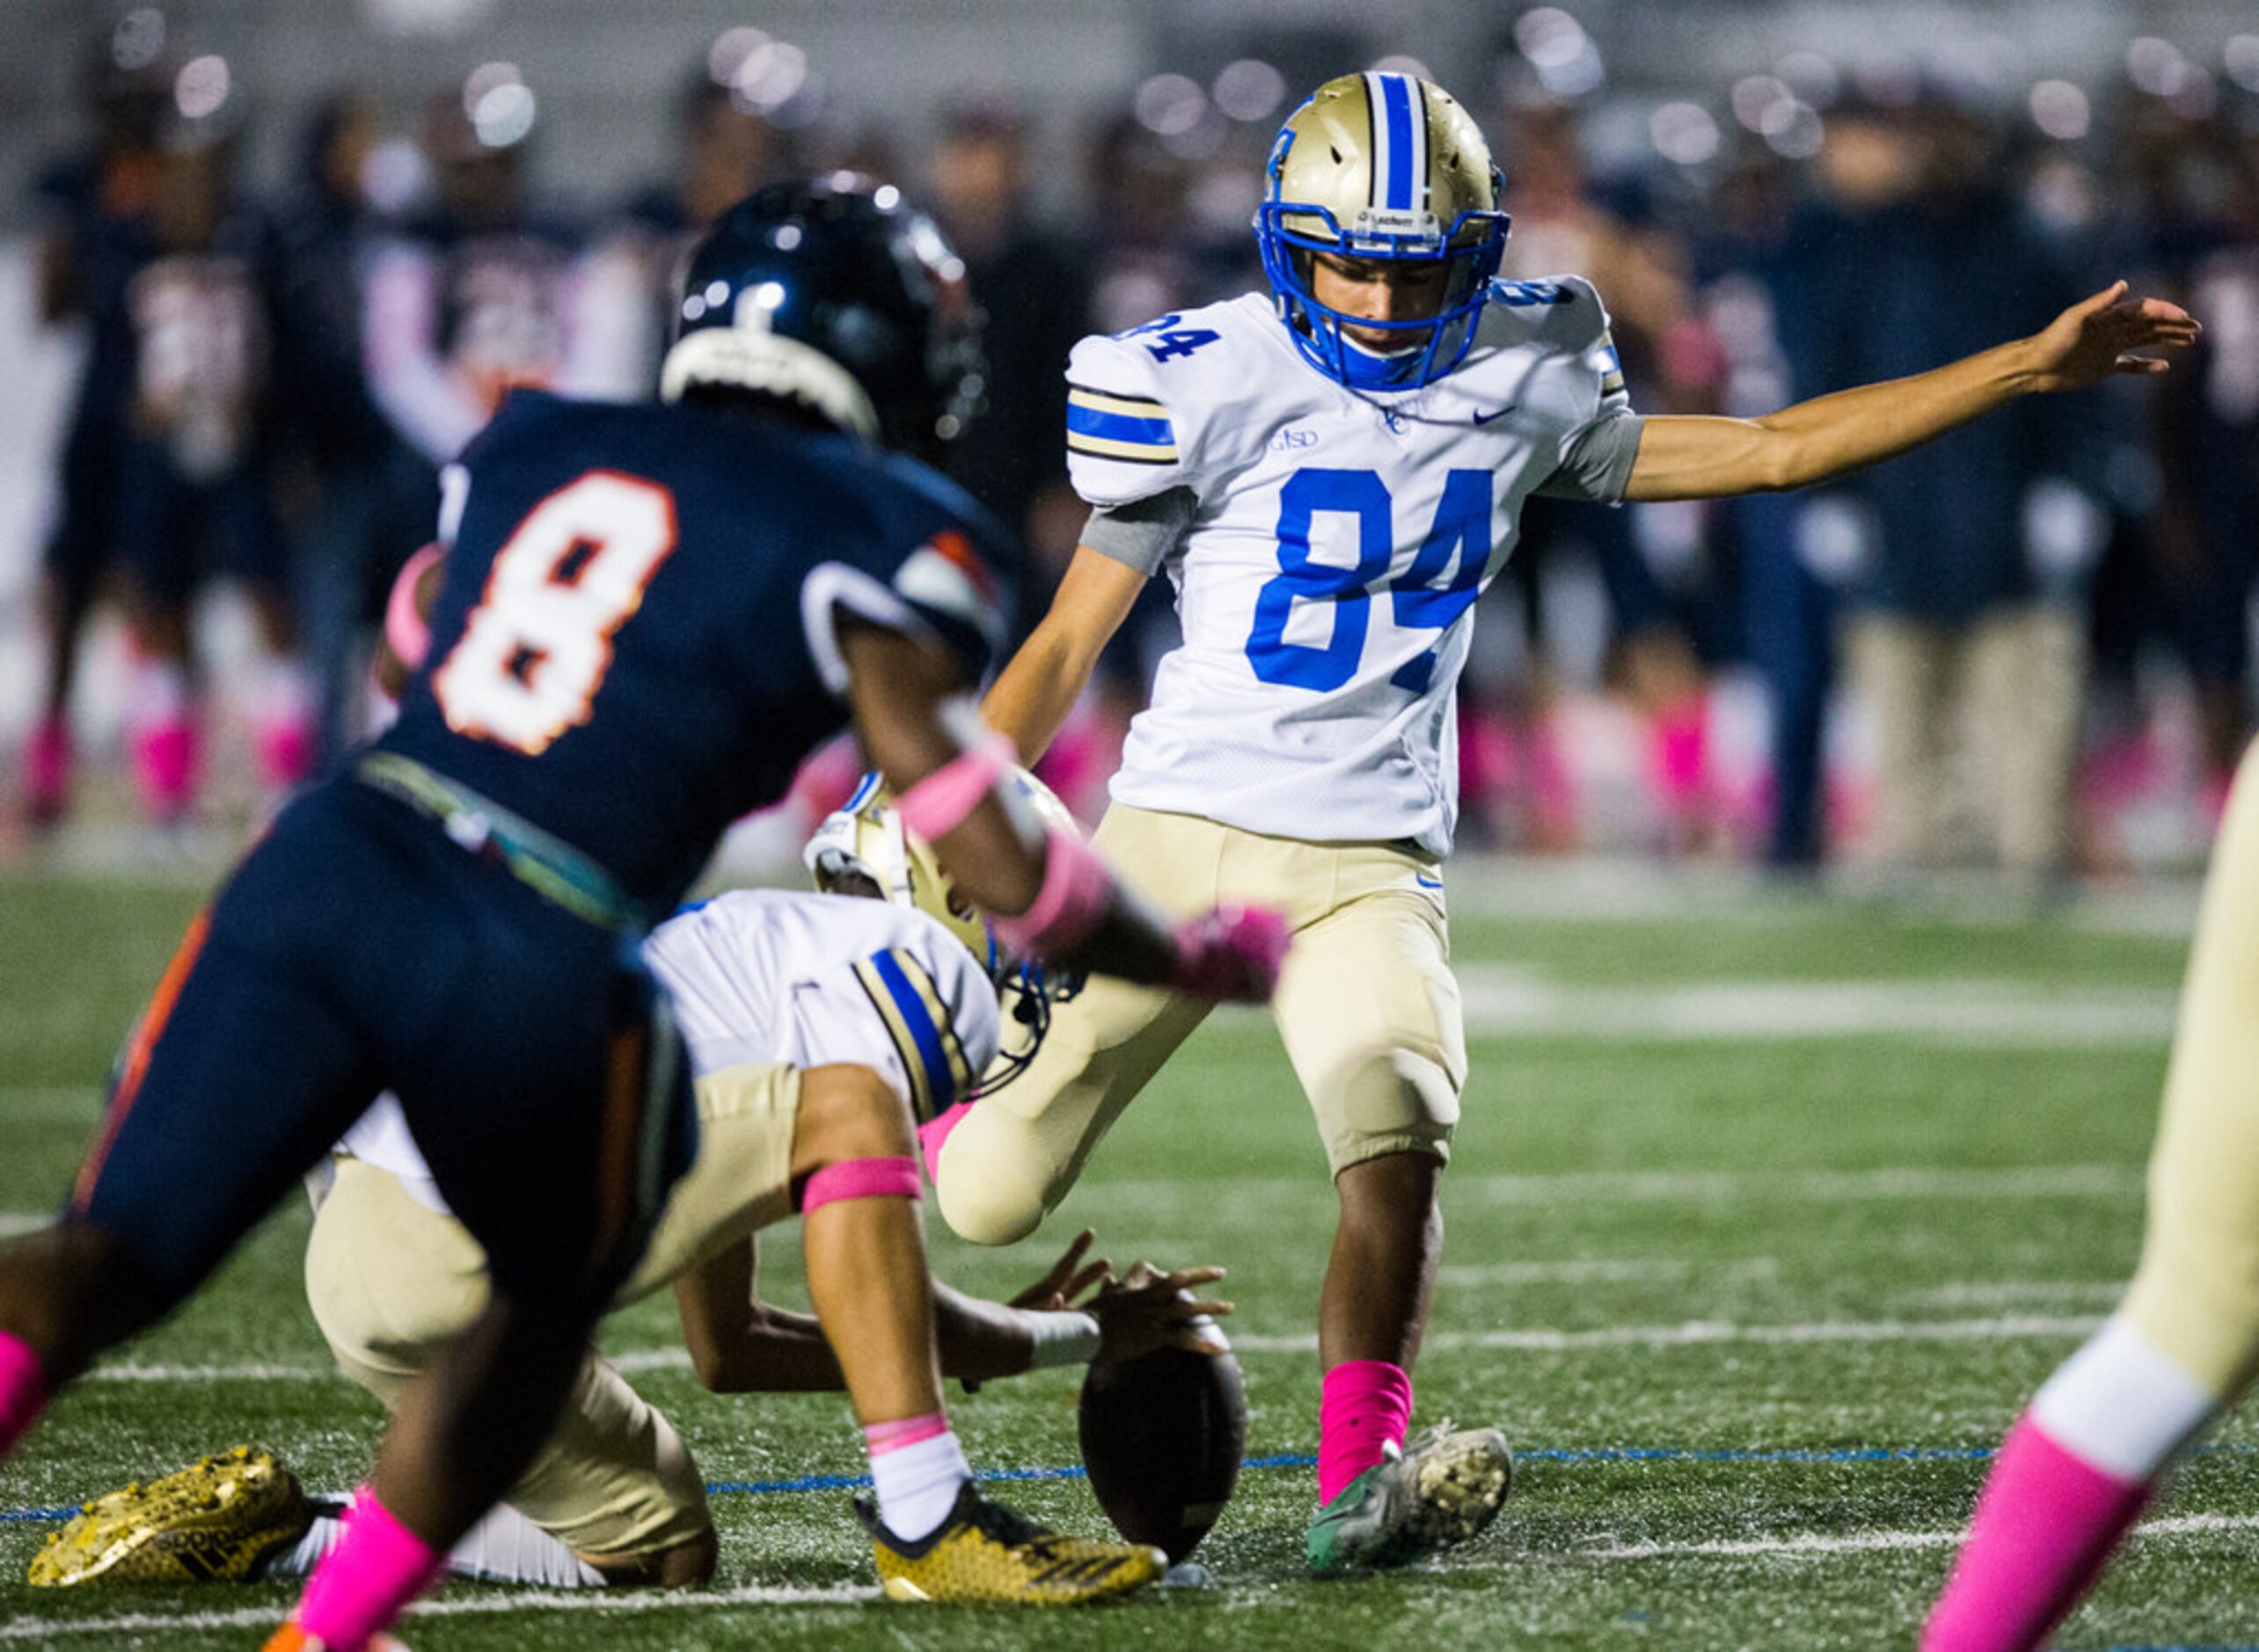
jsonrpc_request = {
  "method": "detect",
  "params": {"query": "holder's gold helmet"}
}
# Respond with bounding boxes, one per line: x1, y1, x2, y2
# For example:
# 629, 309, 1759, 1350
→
1254, 72, 1510, 389
804, 768, 1081, 1095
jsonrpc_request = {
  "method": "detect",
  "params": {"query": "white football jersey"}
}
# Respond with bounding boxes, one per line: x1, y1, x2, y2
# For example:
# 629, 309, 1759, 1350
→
1064, 279, 1638, 855
337, 889, 1001, 1212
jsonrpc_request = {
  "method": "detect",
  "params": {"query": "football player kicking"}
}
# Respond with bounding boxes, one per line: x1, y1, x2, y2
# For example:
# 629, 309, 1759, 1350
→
932, 69, 2199, 1576
1921, 735, 2259, 1649
34, 802, 1228, 1601
0, 178, 1283, 1649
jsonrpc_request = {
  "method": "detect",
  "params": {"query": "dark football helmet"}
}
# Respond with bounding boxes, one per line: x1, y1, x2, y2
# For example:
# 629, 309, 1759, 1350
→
660, 173, 986, 462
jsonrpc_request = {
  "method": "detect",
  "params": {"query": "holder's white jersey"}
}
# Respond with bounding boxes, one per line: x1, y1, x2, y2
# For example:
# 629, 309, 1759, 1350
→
338, 890, 999, 1212
1064, 278, 1639, 855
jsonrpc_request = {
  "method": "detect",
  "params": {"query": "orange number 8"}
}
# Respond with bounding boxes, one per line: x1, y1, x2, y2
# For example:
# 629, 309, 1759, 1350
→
432, 471, 678, 756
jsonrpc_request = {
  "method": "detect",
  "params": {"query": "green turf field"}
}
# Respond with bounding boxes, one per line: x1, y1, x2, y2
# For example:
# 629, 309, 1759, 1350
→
0, 863, 2244, 1649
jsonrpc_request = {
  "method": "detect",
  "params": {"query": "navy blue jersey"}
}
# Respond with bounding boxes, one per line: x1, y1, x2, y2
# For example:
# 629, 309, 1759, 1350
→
378, 391, 1013, 910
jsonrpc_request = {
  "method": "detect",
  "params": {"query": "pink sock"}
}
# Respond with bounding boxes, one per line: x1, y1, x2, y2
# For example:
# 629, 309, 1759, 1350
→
22, 719, 70, 819
864, 1413, 951, 1454
917, 1100, 972, 1186
0, 1330, 48, 1457
252, 660, 315, 787
289, 1487, 446, 1651
1921, 1414, 2151, 1652
1319, 1360, 1413, 1503
1649, 701, 1710, 822
1528, 717, 1578, 847
130, 720, 201, 821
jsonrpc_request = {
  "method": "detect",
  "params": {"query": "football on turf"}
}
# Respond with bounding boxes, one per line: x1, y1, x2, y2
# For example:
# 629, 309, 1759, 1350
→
1077, 1333, 1246, 1563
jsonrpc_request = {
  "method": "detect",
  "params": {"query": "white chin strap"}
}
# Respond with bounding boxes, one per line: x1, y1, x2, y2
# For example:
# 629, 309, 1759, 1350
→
659, 329, 881, 442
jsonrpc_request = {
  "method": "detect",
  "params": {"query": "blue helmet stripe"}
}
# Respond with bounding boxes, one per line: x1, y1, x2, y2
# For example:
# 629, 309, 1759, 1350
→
872, 949, 958, 1115
1380, 75, 1416, 210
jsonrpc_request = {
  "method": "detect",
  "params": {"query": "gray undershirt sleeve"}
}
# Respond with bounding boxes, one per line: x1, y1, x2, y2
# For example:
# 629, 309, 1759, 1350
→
1537, 412, 1649, 505
1077, 486, 1199, 577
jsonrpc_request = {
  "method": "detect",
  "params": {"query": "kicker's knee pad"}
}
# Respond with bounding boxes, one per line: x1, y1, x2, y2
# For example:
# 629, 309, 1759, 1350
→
933, 1106, 1057, 1247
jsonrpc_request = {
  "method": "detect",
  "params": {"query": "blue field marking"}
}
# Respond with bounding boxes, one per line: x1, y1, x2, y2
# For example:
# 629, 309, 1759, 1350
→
1521, 1445, 1999, 1466
8, 1440, 2255, 1526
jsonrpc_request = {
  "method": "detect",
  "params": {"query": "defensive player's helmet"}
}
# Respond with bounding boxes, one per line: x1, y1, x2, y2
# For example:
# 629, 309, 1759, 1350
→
661, 174, 985, 463
1254, 72, 1510, 390
804, 767, 1081, 1097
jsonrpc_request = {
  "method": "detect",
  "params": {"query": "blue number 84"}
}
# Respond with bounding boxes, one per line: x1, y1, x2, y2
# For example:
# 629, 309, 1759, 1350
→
1245, 468, 1492, 694
1115, 312, 1223, 363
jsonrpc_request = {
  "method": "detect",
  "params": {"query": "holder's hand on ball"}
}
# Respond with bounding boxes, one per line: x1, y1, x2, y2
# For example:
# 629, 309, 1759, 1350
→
1092, 1261, 1233, 1363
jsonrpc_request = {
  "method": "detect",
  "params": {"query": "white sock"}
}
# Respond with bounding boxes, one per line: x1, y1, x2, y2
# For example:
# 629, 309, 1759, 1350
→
128, 658, 190, 726
869, 1429, 973, 1544
274, 1509, 344, 1575
441, 1502, 609, 1587
272, 1502, 605, 1588
2030, 1314, 2219, 1480
253, 655, 313, 725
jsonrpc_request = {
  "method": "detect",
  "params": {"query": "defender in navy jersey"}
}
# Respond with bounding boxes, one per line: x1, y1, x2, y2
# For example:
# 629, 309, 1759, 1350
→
379, 386, 1013, 910
0, 179, 1286, 1643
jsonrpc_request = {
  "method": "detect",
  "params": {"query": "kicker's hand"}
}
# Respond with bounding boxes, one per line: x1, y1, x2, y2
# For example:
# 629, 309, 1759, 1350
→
2024, 281, 2200, 391
1090, 1260, 1233, 1363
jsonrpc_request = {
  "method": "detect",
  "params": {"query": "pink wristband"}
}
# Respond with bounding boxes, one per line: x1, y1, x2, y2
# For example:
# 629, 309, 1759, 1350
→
993, 828, 1115, 960
384, 544, 445, 675
895, 736, 1013, 843
293, 1487, 446, 1648
799, 1155, 922, 1213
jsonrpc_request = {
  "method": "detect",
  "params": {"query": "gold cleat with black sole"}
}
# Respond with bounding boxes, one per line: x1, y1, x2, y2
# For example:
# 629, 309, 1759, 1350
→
30, 1444, 313, 1587
859, 1483, 1165, 1604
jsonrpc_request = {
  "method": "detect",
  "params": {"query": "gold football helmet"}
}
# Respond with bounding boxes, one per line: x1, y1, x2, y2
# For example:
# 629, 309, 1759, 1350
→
1254, 71, 1510, 388
804, 767, 1081, 1094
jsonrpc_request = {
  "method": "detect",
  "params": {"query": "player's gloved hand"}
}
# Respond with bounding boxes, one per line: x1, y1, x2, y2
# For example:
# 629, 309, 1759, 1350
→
1169, 905, 1290, 1003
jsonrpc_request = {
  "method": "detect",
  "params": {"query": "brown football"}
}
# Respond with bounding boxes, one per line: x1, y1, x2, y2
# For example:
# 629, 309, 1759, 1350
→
1077, 1340, 1246, 1563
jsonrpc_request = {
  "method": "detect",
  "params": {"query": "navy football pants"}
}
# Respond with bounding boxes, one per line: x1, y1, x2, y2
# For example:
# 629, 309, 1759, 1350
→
71, 776, 695, 1312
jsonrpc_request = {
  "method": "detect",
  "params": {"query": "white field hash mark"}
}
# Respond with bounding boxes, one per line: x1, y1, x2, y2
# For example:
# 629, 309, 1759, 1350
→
1570, 1509, 2259, 1563
78, 1313, 2109, 1384
1078, 1163, 2140, 1212
1227, 1314, 2105, 1355
11, 1514, 2258, 1638
0, 1580, 875, 1639
1449, 968, 2176, 1048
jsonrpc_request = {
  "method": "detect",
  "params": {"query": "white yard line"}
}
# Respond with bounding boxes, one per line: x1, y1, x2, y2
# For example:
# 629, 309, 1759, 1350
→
1899, 1281, 2130, 1310
0, 1580, 875, 1639
0, 1214, 53, 1239
1075, 1163, 2140, 1212
1575, 1509, 2259, 1564
1436, 1257, 1780, 1287
1451, 969, 2178, 1047
10, 1513, 2255, 1638
1430, 856, 2203, 939
79, 1314, 2107, 1383
1231, 1314, 2104, 1355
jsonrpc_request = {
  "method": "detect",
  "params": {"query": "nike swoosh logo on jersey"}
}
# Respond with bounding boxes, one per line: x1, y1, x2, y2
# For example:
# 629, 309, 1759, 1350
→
1471, 405, 1515, 426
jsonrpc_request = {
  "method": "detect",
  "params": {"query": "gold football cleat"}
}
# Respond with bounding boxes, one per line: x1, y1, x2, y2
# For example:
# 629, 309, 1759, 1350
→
859, 1483, 1165, 1604
30, 1444, 314, 1587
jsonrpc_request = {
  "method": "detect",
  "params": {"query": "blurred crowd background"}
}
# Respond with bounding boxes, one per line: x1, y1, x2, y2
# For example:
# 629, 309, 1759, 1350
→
2, 0, 2256, 887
